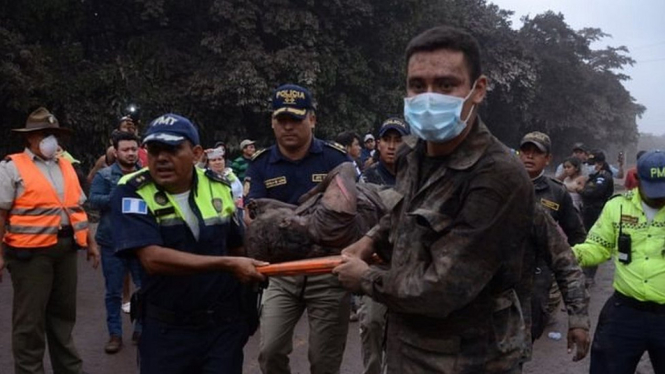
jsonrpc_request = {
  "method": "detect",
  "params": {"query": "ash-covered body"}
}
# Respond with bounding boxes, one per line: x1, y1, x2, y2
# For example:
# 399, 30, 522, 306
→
246, 162, 386, 263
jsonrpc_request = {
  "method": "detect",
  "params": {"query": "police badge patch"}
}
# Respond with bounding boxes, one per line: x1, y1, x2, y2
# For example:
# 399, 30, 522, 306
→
212, 198, 223, 213
155, 191, 168, 206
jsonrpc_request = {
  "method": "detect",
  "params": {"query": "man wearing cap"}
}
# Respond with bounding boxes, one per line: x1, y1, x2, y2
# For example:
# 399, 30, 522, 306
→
518, 132, 589, 344
578, 150, 615, 231
110, 113, 267, 374
354, 117, 409, 374
577, 149, 615, 286
360, 133, 376, 169
360, 117, 409, 187
573, 149, 665, 374
333, 26, 534, 372
245, 84, 351, 374
87, 116, 147, 186
89, 131, 144, 354
0, 107, 100, 374
231, 139, 256, 181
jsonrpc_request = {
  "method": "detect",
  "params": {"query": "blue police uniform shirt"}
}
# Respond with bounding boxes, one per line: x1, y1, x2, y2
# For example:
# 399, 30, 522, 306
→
110, 170, 244, 314
246, 137, 351, 204
360, 160, 396, 186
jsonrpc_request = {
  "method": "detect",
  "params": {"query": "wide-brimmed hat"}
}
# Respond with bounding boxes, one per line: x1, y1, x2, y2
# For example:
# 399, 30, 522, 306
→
12, 107, 72, 134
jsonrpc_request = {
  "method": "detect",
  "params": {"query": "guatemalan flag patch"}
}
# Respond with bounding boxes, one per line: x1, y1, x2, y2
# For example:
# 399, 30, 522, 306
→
122, 198, 148, 215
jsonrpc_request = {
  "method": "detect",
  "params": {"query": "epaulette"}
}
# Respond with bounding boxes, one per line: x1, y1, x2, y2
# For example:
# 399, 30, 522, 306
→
325, 141, 347, 154
251, 148, 269, 161
124, 168, 152, 189
546, 176, 564, 186
609, 190, 633, 201
204, 169, 231, 187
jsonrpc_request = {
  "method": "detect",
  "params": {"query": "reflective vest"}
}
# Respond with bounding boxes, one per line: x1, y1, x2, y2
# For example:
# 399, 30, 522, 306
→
4, 152, 89, 248
124, 167, 235, 231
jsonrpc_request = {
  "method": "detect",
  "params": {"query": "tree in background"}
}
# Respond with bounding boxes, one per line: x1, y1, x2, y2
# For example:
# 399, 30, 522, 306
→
517, 11, 644, 161
0, 0, 644, 169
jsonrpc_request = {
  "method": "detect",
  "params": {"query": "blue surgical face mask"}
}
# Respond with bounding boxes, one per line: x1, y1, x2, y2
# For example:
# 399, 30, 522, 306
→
403, 82, 477, 143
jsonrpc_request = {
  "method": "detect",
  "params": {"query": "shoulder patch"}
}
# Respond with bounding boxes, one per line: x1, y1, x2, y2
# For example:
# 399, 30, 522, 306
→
121, 197, 148, 215
325, 141, 347, 154
251, 148, 269, 161
120, 168, 152, 189
608, 191, 631, 201
546, 176, 564, 186
204, 169, 231, 187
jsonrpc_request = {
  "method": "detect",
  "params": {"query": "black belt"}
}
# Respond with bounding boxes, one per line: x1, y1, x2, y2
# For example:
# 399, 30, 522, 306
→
614, 292, 665, 314
145, 302, 241, 326
58, 226, 74, 238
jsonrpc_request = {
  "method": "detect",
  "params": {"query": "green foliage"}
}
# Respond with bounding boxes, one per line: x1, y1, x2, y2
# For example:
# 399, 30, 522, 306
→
0, 0, 642, 169
517, 11, 643, 159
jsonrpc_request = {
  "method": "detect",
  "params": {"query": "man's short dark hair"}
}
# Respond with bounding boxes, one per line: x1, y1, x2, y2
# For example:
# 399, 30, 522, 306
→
112, 131, 140, 150
335, 131, 361, 148
405, 26, 482, 83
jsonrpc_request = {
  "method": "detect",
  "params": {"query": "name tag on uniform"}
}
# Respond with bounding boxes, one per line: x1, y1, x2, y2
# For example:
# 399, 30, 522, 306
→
312, 174, 327, 183
621, 215, 638, 225
540, 198, 560, 211
122, 198, 148, 215
265, 176, 287, 189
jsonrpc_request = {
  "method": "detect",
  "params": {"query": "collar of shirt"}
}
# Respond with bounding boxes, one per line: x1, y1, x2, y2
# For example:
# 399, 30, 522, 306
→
110, 162, 140, 176
268, 137, 323, 164
24, 147, 59, 164
628, 188, 664, 217
532, 173, 550, 191
377, 161, 396, 183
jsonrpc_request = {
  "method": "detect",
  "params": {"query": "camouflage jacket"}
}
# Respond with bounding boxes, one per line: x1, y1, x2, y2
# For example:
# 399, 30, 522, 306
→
521, 205, 590, 355
361, 119, 535, 373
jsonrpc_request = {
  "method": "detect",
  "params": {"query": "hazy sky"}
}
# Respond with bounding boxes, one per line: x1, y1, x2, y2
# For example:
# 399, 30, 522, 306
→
489, 0, 665, 135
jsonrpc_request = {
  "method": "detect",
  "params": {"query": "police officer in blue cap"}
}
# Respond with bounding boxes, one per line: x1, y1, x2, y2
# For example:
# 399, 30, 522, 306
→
110, 113, 267, 374
245, 84, 352, 374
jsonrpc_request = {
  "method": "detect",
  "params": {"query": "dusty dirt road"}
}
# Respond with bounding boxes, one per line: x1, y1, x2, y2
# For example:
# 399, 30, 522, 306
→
0, 252, 655, 373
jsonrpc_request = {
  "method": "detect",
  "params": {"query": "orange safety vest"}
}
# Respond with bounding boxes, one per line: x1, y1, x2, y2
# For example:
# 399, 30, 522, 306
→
3, 152, 89, 248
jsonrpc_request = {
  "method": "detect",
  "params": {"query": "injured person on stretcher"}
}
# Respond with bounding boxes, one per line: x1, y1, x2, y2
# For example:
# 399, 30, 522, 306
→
245, 162, 389, 264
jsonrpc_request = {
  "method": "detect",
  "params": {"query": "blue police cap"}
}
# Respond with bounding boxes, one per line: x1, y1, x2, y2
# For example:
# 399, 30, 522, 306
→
143, 114, 200, 146
637, 150, 665, 199
379, 117, 410, 137
272, 84, 315, 119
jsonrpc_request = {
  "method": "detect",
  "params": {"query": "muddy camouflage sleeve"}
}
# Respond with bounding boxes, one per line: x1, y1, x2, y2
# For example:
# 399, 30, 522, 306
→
534, 206, 590, 330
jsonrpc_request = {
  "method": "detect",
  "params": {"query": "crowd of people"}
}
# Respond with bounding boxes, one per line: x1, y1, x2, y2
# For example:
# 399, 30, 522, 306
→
0, 25, 664, 374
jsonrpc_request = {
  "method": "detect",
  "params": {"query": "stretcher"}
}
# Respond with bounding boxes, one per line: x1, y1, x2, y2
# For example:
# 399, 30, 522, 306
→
257, 256, 344, 276
256, 254, 382, 276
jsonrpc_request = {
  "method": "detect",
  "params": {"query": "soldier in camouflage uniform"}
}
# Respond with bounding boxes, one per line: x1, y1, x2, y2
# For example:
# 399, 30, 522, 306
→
520, 204, 590, 362
334, 26, 535, 373
518, 131, 587, 340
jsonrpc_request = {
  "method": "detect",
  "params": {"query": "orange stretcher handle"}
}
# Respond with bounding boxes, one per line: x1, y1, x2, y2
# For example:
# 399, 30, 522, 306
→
256, 254, 382, 276
257, 256, 343, 276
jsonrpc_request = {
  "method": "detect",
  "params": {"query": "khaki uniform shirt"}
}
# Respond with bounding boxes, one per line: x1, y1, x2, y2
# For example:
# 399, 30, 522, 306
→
361, 119, 535, 373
